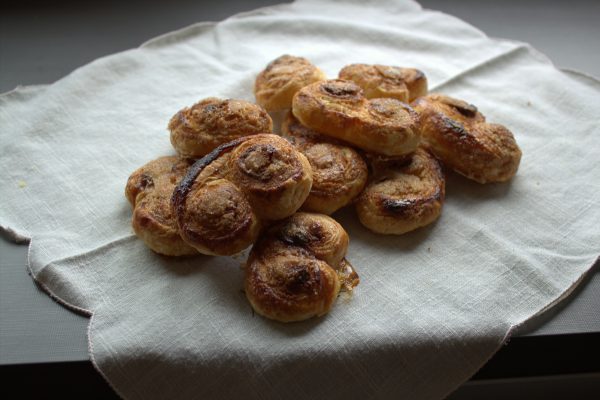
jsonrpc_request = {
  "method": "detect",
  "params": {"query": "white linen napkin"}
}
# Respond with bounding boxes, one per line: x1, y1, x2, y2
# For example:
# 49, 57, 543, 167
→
1, 0, 599, 398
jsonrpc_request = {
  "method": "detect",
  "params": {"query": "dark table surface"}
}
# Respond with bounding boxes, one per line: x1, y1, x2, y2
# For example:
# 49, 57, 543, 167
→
1, 1, 599, 398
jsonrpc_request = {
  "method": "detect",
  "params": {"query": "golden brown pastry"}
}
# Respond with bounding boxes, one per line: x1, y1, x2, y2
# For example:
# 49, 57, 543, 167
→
281, 112, 368, 214
125, 156, 198, 256
254, 55, 327, 112
292, 79, 421, 157
244, 212, 359, 322
356, 148, 445, 235
172, 134, 313, 256
339, 64, 428, 102
412, 94, 522, 183
168, 97, 273, 158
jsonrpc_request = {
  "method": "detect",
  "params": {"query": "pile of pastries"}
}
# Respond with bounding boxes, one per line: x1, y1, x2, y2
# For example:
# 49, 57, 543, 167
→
125, 55, 522, 322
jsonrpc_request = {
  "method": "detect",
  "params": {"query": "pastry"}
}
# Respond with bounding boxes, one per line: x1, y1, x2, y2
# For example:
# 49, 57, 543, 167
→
168, 97, 272, 158
282, 111, 368, 214
172, 134, 313, 255
356, 148, 445, 235
412, 94, 522, 183
292, 79, 421, 156
339, 64, 428, 102
244, 212, 359, 322
125, 156, 197, 256
254, 55, 326, 112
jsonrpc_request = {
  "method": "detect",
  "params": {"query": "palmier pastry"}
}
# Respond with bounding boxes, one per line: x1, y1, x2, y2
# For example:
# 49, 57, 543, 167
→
356, 148, 445, 235
412, 94, 522, 183
125, 156, 197, 256
168, 98, 273, 158
172, 134, 313, 256
245, 212, 359, 322
339, 64, 428, 102
292, 79, 421, 156
282, 112, 368, 214
254, 55, 327, 112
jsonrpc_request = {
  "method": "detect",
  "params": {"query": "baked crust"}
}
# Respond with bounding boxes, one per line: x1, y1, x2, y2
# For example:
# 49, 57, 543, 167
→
254, 55, 327, 112
282, 111, 368, 214
292, 79, 421, 156
412, 94, 521, 183
125, 156, 198, 256
172, 134, 313, 255
339, 64, 428, 102
356, 148, 445, 235
168, 97, 272, 158
244, 212, 359, 322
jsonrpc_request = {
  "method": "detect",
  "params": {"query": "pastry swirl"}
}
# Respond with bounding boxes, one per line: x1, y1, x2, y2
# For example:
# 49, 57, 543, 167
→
254, 55, 327, 112
172, 134, 313, 255
228, 135, 311, 220
356, 148, 445, 235
282, 111, 368, 214
168, 97, 272, 158
412, 94, 522, 183
339, 64, 428, 102
292, 79, 421, 156
244, 212, 359, 322
125, 156, 197, 256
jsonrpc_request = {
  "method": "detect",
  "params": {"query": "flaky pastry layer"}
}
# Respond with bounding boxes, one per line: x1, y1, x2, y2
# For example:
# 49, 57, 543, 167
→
412, 94, 522, 183
356, 148, 445, 235
292, 79, 421, 156
172, 134, 313, 255
339, 64, 428, 102
125, 156, 197, 256
254, 55, 326, 112
282, 112, 368, 215
245, 212, 359, 322
169, 97, 272, 158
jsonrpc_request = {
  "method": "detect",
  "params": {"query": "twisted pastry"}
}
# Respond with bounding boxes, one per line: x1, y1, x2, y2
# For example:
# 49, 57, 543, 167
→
282, 111, 368, 215
244, 212, 359, 322
412, 94, 522, 183
125, 156, 197, 256
356, 148, 445, 235
168, 97, 272, 158
254, 55, 327, 112
172, 134, 313, 255
292, 79, 421, 156
339, 64, 428, 102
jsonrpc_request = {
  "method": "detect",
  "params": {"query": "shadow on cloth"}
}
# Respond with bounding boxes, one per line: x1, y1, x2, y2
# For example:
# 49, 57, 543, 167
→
334, 206, 441, 253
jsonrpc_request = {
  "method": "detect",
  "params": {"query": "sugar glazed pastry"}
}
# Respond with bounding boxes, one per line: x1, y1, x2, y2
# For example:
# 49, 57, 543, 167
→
245, 212, 359, 322
412, 94, 522, 183
254, 55, 327, 112
356, 148, 445, 235
282, 112, 368, 215
292, 79, 421, 157
125, 156, 198, 256
339, 64, 428, 102
172, 134, 313, 256
168, 97, 273, 158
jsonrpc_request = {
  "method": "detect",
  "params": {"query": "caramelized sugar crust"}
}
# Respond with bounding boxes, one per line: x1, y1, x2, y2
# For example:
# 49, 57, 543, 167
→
412, 94, 521, 183
125, 156, 198, 256
254, 55, 326, 112
169, 97, 272, 158
282, 111, 368, 215
245, 212, 359, 322
172, 134, 313, 255
356, 148, 445, 235
339, 64, 428, 102
292, 79, 421, 157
